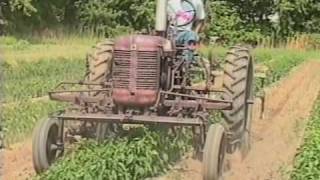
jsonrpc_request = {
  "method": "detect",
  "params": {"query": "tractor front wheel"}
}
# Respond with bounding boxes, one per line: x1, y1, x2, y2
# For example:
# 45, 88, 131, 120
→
203, 123, 227, 180
32, 118, 64, 173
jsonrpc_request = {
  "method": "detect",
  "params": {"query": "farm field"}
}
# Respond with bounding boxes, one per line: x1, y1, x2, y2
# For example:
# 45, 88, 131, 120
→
1, 36, 320, 180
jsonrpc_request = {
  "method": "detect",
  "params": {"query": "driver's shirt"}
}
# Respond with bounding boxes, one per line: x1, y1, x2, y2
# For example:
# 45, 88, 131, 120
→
167, 0, 205, 31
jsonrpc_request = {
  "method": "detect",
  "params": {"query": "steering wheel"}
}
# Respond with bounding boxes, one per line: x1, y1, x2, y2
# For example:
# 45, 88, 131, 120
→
176, 0, 197, 27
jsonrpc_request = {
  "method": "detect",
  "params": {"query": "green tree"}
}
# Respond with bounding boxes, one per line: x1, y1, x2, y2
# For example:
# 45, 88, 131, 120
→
204, 0, 266, 44
277, 0, 320, 36
2, 0, 320, 43
75, 0, 155, 36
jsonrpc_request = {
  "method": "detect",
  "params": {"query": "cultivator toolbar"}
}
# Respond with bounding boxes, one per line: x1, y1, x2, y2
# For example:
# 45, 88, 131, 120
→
49, 80, 233, 127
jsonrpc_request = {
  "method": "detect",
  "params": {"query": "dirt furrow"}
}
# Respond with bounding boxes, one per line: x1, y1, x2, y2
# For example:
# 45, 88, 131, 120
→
2, 139, 33, 180
228, 60, 320, 180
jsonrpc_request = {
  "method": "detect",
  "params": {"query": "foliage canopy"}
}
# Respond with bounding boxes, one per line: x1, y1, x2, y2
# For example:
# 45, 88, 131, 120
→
1, 0, 320, 43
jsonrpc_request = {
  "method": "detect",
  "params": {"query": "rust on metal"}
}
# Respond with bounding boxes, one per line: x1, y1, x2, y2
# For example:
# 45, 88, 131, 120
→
163, 100, 231, 110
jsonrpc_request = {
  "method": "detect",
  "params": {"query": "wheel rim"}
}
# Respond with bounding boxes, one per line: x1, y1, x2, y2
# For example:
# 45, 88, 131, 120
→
218, 133, 226, 177
46, 123, 59, 164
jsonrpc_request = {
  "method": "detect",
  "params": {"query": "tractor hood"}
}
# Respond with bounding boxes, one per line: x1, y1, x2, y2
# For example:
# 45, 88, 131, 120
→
114, 35, 166, 51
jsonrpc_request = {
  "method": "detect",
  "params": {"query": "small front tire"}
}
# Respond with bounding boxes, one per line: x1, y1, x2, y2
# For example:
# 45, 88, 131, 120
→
32, 118, 63, 173
203, 123, 226, 180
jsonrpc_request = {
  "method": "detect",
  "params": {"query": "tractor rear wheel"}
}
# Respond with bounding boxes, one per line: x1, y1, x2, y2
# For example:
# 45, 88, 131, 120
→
85, 39, 115, 142
86, 39, 113, 83
221, 46, 254, 156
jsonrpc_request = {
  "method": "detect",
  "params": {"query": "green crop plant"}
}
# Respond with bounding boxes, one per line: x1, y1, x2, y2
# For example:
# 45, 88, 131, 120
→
2, 100, 65, 145
200, 47, 320, 93
3, 58, 86, 102
253, 48, 320, 94
37, 127, 192, 180
291, 97, 320, 180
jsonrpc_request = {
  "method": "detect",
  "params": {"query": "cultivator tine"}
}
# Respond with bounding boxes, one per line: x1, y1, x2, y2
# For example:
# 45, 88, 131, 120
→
260, 92, 266, 119
255, 64, 269, 120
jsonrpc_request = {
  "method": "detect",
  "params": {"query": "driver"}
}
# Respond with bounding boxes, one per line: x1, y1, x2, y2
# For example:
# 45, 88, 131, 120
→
168, 0, 212, 88
167, 0, 206, 46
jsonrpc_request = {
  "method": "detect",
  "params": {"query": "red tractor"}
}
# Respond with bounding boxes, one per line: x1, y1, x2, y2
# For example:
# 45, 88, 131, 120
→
32, 1, 254, 179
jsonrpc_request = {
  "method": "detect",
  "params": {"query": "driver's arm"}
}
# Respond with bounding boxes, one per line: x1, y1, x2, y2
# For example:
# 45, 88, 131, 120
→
194, 20, 205, 33
194, 0, 206, 33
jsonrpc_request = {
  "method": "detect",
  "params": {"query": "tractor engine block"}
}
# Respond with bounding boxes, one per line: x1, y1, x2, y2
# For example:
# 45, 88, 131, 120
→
112, 35, 164, 108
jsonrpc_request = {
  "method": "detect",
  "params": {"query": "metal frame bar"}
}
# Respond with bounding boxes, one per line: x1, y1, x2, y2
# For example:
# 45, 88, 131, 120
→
54, 113, 204, 126
54, 81, 112, 86
49, 89, 110, 94
160, 91, 231, 103
163, 100, 231, 110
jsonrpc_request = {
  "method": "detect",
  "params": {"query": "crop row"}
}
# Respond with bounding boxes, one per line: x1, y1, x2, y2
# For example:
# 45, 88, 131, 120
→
38, 127, 191, 180
4, 58, 86, 102
290, 97, 320, 180
2, 100, 65, 144
201, 47, 320, 92
255, 49, 318, 86
1, 35, 97, 63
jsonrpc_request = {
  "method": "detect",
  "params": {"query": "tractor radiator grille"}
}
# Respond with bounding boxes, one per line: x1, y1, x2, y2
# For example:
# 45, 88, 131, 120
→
113, 50, 159, 90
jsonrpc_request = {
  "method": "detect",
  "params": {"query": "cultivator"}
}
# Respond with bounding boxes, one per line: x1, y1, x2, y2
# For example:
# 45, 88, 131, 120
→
32, 1, 258, 180
49, 81, 232, 125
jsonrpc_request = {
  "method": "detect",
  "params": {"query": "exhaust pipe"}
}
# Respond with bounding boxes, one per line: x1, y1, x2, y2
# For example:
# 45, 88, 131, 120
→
155, 0, 168, 33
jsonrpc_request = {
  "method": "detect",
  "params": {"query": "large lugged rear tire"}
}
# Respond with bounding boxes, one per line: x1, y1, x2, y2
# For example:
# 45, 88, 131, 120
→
86, 39, 113, 83
85, 39, 115, 142
221, 46, 254, 155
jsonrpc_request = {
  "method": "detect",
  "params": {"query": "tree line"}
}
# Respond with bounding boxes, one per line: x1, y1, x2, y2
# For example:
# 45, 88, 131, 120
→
1, 0, 320, 43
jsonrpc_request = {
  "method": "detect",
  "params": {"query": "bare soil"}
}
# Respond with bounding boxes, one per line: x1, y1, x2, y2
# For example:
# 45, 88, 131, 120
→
2, 139, 34, 180
2, 60, 320, 180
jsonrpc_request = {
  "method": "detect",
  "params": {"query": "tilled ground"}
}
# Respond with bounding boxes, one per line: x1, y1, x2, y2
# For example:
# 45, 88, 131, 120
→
2, 60, 320, 180
2, 139, 33, 180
